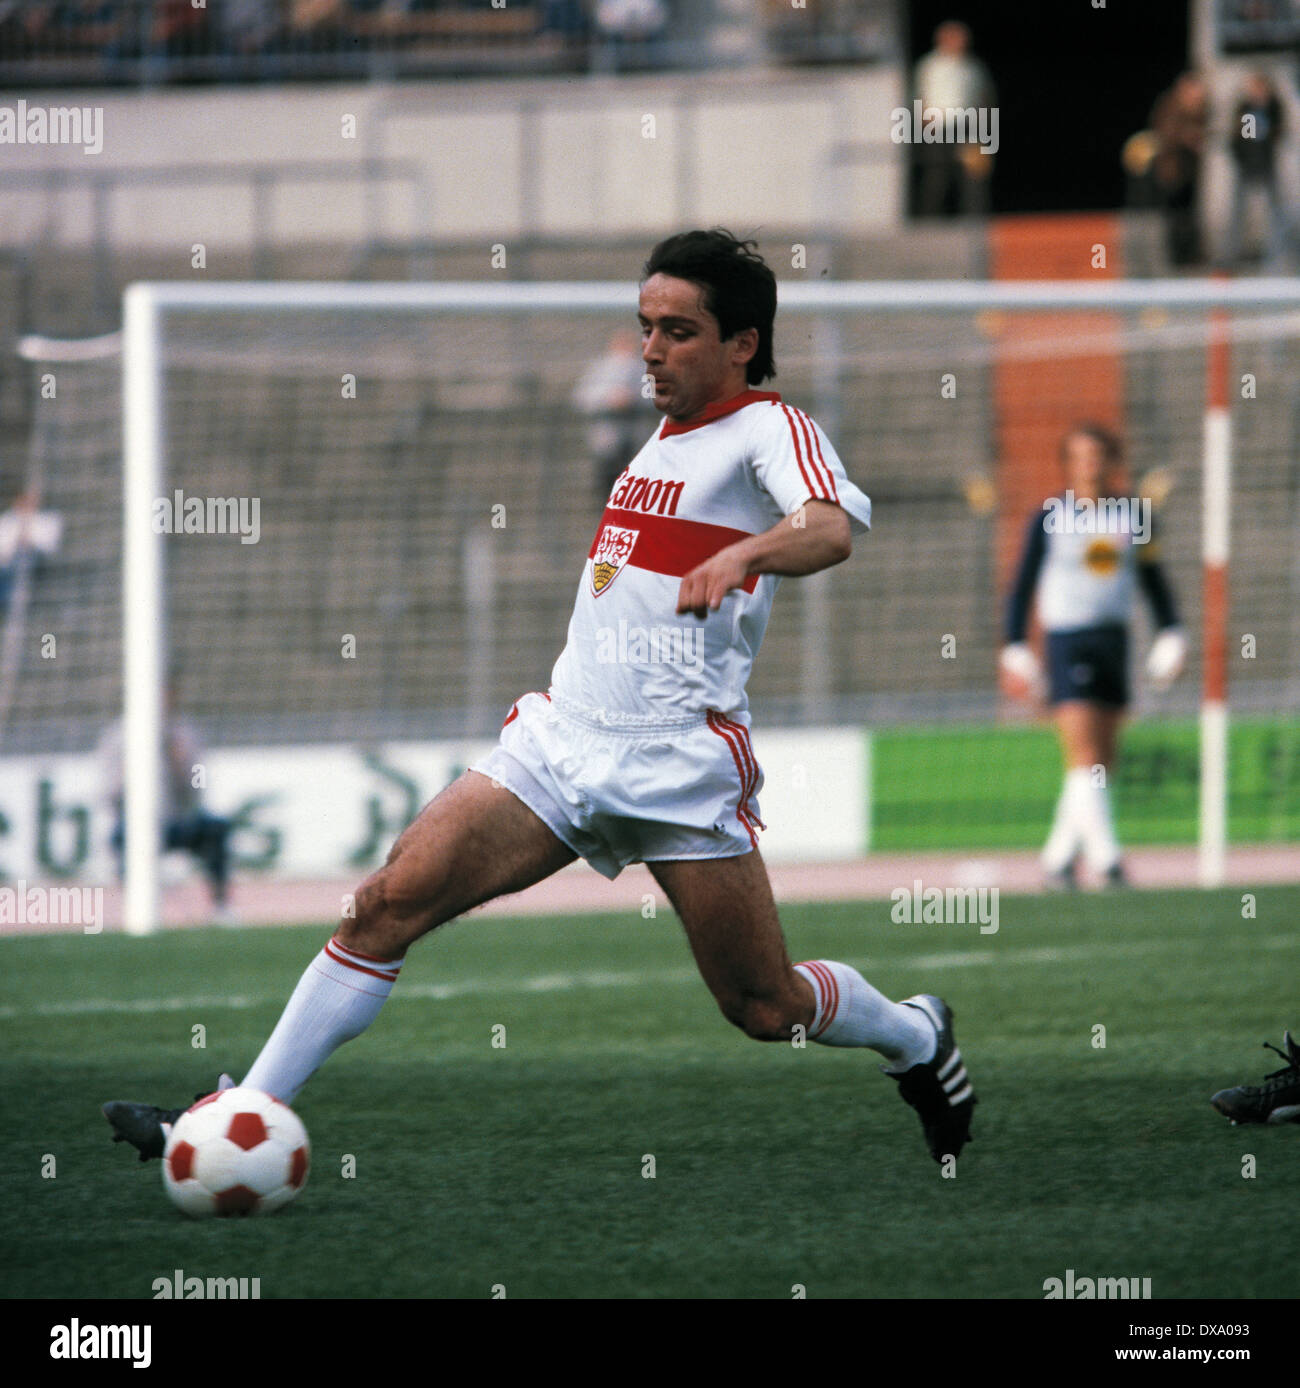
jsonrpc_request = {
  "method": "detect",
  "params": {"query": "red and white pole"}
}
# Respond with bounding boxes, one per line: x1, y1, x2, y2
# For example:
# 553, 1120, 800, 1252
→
1198, 303, 1231, 887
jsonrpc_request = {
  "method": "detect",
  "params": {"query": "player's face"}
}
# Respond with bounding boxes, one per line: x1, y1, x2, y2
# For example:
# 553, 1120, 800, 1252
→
638, 273, 757, 423
1062, 432, 1114, 496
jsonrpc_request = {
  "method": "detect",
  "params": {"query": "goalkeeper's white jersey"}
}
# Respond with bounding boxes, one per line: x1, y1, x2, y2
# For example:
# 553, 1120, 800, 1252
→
549, 389, 872, 721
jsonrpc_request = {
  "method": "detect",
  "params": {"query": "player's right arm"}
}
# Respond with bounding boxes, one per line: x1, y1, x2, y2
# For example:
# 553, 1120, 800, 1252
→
1000, 509, 1049, 700
675, 499, 852, 618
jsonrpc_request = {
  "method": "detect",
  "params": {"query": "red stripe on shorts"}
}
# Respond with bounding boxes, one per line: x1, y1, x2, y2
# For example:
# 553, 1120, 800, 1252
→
711, 711, 765, 831
706, 711, 760, 847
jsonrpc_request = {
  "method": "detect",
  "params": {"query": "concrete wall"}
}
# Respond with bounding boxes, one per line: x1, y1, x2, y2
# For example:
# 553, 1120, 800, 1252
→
0, 66, 905, 257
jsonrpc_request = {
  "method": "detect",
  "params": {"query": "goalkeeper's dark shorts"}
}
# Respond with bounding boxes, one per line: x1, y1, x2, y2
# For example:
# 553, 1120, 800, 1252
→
1045, 622, 1129, 709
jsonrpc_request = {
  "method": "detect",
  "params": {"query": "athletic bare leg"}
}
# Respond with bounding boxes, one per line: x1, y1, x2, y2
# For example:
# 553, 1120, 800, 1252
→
338, 769, 578, 959
649, 850, 814, 1040
650, 849, 975, 1159
649, 849, 934, 1059
241, 770, 576, 1099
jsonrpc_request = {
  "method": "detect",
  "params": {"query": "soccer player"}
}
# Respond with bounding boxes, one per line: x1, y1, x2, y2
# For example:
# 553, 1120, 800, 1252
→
999, 423, 1187, 888
105, 229, 976, 1165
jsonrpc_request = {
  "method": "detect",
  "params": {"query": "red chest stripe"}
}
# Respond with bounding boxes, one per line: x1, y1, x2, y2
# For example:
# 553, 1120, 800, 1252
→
589, 507, 760, 593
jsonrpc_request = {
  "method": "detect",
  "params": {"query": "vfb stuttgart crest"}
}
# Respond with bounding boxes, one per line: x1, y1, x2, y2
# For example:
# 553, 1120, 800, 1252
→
591, 523, 639, 596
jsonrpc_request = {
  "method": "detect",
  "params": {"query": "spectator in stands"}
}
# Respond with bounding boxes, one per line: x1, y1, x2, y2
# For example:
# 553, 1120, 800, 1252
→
1224, 70, 1290, 270
0, 485, 62, 617
151, 0, 209, 55
1150, 71, 1209, 268
540, 0, 588, 42
285, 0, 347, 54
0, 1, 56, 58
217, 0, 281, 57
1121, 128, 1160, 211
591, 0, 668, 73
100, 675, 238, 926
572, 330, 657, 504
913, 19, 996, 218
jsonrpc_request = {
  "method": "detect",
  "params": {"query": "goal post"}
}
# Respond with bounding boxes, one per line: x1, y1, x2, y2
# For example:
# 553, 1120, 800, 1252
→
109, 277, 1300, 932
122, 286, 167, 937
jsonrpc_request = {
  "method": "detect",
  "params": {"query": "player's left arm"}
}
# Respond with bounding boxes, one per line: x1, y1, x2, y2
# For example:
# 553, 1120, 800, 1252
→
1136, 517, 1187, 687
675, 500, 852, 618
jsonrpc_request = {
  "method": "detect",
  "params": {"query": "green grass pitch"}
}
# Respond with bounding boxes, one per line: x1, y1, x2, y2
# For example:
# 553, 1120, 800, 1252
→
2, 884, 1296, 1300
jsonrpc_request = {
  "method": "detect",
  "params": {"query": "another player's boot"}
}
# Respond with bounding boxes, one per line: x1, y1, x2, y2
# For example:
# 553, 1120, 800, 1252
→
1210, 1032, 1300, 1125
103, 1073, 236, 1161
887, 994, 977, 1162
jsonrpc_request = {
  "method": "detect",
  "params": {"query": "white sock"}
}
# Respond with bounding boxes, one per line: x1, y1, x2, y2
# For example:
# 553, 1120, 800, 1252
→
1041, 769, 1085, 873
794, 960, 936, 1069
242, 935, 402, 1103
1076, 774, 1122, 873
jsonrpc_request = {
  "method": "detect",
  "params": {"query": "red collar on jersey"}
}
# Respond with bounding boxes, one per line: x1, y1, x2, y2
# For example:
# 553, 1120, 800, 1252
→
658, 389, 781, 437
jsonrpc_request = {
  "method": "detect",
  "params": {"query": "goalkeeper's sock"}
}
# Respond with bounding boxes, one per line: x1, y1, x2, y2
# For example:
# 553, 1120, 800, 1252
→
1041, 770, 1085, 873
1076, 774, 1122, 874
794, 960, 937, 1069
241, 935, 402, 1103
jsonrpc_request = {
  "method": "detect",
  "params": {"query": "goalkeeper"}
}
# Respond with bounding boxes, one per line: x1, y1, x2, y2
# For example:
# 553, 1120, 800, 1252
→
998, 423, 1186, 888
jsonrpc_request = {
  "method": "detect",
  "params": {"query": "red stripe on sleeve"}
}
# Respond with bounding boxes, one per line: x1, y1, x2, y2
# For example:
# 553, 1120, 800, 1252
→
780, 405, 819, 498
793, 408, 838, 502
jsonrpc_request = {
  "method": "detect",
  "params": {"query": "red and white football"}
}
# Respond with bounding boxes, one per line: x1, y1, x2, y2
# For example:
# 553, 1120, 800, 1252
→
162, 1086, 310, 1217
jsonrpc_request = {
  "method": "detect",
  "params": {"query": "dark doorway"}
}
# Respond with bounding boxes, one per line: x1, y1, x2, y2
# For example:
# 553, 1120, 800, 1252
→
904, 0, 1192, 215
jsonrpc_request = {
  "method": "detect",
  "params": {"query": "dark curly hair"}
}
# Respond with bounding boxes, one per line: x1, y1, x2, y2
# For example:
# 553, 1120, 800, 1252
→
642, 228, 777, 385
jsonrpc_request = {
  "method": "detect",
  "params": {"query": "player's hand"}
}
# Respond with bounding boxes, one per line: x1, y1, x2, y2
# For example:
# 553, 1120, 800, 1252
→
676, 547, 751, 618
999, 642, 1042, 701
1146, 626, 1188, 688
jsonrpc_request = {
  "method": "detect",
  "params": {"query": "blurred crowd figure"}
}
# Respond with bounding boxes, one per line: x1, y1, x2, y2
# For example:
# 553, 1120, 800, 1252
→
0, 0, 607, 59
99, 677, 238, 925
912, 19, 997, 219
0, 485, 62, 618
572, 331, 656, 505
1150, 71, 1209, 268
590, 0, 667, 72
1, 1, 885, 71
1136, 67, 1294, 272
1226, 70, 1288, 268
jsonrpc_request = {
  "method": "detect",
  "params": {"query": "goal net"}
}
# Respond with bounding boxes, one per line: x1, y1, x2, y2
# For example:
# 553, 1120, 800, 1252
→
4, 280, 1298, 929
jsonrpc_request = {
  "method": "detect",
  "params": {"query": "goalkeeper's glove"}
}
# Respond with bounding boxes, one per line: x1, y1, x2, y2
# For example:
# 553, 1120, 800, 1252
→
999, 641, 1042, 698
1146, 626, 1188, 689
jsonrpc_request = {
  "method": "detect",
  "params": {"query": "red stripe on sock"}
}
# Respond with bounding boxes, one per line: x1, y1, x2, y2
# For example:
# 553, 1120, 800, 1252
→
328, 934, 403, 968
324, 939, 401, 984
798, 960, 839, 1039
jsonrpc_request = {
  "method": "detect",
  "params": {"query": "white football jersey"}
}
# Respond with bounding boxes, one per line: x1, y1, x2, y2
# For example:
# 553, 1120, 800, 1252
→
549, 389, 872, 719
1037, 503, 1143, 632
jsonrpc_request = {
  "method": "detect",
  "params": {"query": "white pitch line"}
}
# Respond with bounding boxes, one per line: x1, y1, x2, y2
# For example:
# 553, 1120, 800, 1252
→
0, 969, 697, 1020
0, 993, 260, 1019
1, 935, 1294, 1020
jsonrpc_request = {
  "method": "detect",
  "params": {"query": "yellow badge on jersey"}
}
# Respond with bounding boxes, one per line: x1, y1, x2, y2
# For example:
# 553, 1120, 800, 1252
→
591, 523, 639, 596
1084, 539, 1120, 574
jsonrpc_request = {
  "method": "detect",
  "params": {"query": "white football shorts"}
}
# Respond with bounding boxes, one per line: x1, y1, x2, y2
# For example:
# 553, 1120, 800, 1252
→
470, 690, 765, 879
